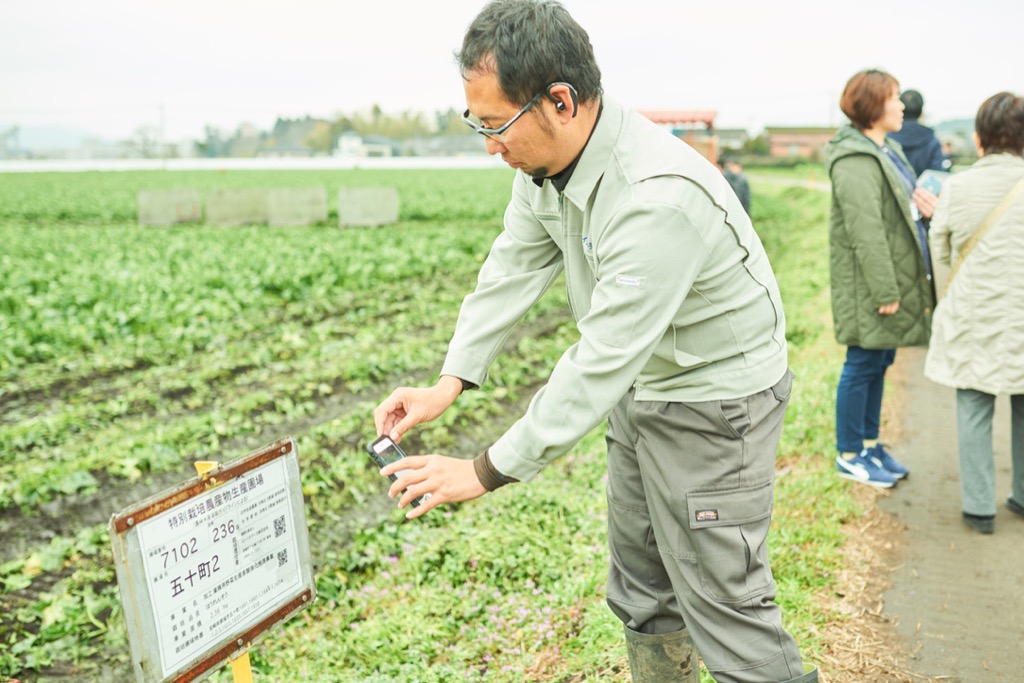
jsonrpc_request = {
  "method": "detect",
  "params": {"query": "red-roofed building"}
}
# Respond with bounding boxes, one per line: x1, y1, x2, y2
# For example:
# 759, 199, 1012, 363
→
638, 110, 719, 163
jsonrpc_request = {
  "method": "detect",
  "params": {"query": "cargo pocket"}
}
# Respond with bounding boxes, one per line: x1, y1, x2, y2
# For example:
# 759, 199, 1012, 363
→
685, 480, 775, 604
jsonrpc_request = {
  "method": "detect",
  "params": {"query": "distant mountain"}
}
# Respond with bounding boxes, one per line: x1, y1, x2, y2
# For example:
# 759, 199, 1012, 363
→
933, 118, 974, 138
13, 125, 110, 151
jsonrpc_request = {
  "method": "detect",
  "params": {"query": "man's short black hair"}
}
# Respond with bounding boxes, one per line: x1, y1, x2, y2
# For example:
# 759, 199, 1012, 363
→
456, 0, 603, 107
900, 89, 924, 119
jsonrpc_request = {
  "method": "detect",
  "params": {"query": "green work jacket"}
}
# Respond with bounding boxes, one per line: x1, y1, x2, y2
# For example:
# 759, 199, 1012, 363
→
442, 99, 788, 482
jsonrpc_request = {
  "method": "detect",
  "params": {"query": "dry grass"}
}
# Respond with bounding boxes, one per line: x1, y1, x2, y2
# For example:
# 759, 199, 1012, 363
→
813, 487, 943, 683
811, 355, 946, 683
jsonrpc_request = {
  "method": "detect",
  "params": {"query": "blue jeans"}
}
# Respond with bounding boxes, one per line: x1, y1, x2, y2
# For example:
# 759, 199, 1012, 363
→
835, 346, 896, 454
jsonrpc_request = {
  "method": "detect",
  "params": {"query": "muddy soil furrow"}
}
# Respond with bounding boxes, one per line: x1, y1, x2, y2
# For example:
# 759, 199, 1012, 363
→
0, 286, 428, 426
0, 312, 569, 564
0, 346, 551, 683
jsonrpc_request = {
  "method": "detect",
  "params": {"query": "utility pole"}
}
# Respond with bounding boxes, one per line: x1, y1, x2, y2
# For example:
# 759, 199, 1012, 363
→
159, 104, 166, 168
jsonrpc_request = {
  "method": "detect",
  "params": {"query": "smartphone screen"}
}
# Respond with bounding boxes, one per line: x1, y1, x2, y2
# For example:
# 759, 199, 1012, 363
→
367, 435, 427, 507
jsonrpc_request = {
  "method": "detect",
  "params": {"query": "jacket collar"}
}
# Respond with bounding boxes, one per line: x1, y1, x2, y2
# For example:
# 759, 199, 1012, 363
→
972, 152, 1024, 170
558, 97, 621, 211
531, 103, 604, 193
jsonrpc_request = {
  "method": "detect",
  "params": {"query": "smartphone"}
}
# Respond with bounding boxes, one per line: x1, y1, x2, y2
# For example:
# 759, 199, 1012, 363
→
920, 174, 942, 195
366, 435, 429, 507
916, 169, 949, 196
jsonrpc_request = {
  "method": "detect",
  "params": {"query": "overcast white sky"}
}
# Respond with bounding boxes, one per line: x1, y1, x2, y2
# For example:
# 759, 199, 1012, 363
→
1, 0, 1021, 143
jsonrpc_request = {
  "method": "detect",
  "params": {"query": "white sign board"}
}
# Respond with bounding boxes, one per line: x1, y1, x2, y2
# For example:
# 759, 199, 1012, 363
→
110, 438, 315, 683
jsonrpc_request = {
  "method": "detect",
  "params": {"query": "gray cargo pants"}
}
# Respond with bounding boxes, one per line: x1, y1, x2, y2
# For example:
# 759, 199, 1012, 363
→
605, 370, 804, 683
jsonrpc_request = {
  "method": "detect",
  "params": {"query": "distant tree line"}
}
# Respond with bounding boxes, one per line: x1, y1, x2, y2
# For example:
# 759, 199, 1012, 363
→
193, 106, 469, 158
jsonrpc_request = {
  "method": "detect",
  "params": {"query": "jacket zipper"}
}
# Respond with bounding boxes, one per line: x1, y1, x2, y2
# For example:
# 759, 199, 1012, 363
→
560, 192, 579, 321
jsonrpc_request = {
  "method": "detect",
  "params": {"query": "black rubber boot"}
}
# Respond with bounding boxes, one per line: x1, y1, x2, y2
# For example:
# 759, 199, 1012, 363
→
624, 626, 699, 683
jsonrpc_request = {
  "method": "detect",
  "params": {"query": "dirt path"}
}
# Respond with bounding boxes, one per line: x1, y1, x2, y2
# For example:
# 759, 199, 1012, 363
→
880, 346, 1024, 682
750, 171, 1023, 681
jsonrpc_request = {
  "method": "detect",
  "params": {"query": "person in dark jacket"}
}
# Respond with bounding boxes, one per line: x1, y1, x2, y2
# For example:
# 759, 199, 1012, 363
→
887, 89, 947, 176
825, 70, 938, 489
717, 154, 751, 214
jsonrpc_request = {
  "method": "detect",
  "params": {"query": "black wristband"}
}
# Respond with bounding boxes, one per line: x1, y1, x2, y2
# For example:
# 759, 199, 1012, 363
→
472, 449, 518, 491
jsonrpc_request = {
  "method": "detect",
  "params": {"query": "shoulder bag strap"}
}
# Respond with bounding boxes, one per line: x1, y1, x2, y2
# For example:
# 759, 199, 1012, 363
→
943, 174, 1024, 296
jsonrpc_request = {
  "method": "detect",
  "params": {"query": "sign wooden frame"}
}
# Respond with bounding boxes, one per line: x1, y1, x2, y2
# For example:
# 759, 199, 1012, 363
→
109, 438, 315, 683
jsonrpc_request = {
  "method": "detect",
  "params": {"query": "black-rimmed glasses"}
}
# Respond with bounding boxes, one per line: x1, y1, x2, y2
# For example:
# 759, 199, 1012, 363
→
461, 89, 545, 141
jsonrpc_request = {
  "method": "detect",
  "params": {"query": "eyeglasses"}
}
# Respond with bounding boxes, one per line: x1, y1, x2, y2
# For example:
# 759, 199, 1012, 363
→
461, 89, 546, 141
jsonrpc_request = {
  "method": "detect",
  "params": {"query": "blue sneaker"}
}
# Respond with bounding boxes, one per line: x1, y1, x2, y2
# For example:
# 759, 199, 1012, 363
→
870, 444, 909, 479
836, 450, 899, 488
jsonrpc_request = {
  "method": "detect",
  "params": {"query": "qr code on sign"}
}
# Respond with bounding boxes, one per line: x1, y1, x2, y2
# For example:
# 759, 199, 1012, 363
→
277, 549, 288, 567
274, 515, 286, 538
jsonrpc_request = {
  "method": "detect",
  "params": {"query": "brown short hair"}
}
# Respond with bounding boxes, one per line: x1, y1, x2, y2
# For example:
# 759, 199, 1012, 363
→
975, 92, 1024, 155
840, 69, 899, 131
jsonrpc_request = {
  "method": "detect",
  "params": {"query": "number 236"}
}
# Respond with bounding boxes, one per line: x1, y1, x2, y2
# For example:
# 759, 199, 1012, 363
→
212, 520, 236, 542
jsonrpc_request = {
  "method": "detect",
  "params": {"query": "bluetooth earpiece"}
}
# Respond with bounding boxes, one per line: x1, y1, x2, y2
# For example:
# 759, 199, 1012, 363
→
546, 81, 579, 118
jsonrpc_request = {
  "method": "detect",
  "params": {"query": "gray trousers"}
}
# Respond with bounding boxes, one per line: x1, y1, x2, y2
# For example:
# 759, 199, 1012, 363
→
605, 370, 804, 683
956, 389, 1024, 516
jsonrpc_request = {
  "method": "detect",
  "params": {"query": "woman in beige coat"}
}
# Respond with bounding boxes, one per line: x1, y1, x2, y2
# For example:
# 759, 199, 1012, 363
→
925, 91, 1024, 534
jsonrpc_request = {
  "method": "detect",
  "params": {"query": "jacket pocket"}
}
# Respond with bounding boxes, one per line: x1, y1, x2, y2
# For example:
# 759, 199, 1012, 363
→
670, 324, 711, 371
880, 296, 918, 340
589, 274, 647, 348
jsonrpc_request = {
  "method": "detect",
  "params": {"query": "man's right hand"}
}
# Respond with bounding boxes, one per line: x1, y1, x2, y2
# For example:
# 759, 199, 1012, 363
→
372, 375, 464, 443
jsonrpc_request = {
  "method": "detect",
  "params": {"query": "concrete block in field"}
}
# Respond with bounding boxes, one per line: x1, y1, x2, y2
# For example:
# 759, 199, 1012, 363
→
136, 189, 201, 226
267, 187, 329, 226
205, 188, 269, 226
338, 187, 400, 227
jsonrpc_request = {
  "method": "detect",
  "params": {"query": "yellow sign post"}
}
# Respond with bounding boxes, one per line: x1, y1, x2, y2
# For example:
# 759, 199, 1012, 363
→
194, 461, 254, 683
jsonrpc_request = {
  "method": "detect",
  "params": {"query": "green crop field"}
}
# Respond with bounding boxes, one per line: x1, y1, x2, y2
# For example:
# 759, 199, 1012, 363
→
0, 168, 861, 682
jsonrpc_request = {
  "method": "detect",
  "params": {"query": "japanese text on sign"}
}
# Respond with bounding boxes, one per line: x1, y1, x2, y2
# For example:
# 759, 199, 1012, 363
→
136, 457, 301, 678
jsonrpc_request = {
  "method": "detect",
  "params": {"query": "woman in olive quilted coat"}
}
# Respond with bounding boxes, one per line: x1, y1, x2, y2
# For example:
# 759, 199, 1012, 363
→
824, 69, 937, 488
